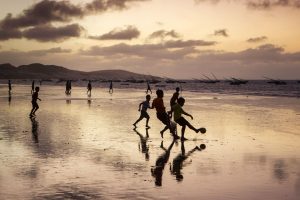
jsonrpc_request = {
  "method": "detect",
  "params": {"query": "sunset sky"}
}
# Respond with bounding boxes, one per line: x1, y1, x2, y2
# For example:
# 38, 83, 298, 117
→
0, 0, 300, 79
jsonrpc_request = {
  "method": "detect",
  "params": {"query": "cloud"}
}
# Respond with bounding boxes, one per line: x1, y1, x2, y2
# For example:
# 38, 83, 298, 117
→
214, 29, 228, 37
85, 0, 149, 13
0, 1, 83, 29
247, 36, 268, 43
89, 25, 140, 40
194, 0, 300, 9
81, 43, 196, 59
1, 43, 300, 79
81, 39, 216, 59
0, 28, 22, 40
22, 24, 84, 42
148, 30, 180, 40
0, 0, 148, 41
29, 47, 72, 56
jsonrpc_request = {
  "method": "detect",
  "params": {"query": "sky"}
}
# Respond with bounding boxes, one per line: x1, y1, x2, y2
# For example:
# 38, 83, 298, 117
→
0, 0, 300, 79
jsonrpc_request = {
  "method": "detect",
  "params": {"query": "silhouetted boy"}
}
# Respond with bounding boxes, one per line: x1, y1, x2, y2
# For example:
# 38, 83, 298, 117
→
31, 80, 35, 94
8, 80, 12, 92
172, 97, 205, 140
146, 81, 152, 94
133, 95, 152, 128
170, 87, 180, 107
109, 81, 113, 94
87, 80, 92, 96
30, 87, 41, 117
152, 89, 179, 139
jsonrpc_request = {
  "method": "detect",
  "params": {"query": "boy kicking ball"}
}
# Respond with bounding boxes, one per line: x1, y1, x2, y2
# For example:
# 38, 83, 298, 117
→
172, 97, 206, 141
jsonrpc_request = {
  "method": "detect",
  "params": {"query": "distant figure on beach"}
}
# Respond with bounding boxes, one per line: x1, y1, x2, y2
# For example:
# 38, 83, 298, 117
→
29, 87, 41, 117
170, 87, 180, 107
133, 95, 152, 128
8, 80, 12, 92
146, 81, 152, 94
31, 80, 35, 94
87, 80, 92, 96
109, 81, 113, 94
172, 97, 206, 141
65, 80, 71, 95
151, 140, 175, 186
152, 89, 179, 139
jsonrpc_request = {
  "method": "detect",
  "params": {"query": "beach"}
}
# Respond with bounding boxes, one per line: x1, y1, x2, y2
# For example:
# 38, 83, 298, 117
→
0, 84, 300, 200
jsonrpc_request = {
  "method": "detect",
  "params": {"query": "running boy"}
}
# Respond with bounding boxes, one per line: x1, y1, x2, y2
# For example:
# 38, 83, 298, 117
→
172, 97, 206, 141
29, 87, 41, 117
152, 89, 179, 139
133, 95, 152, 128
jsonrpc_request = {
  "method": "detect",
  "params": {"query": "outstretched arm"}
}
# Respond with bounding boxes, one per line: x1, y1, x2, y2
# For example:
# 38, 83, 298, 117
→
182, 110, 193, 120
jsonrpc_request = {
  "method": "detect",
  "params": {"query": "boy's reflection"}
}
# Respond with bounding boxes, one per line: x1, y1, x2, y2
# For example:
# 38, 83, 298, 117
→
151, 140, 175, 186
133, 128, 150, 161
170, 142, 206, 181
30, 117, 39, 143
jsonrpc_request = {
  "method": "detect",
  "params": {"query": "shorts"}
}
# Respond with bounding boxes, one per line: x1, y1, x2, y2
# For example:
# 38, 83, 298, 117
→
175, 117, 188, 126
156, 112, 170, 125
32, 101, 39, 108
140, 110, 149, 119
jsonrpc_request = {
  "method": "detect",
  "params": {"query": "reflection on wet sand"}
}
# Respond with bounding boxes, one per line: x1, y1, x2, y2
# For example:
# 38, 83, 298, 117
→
8, 91, 11, 105
30, 117, 39, 143
171, 142, 206, 181
151, 140, 175, 186
133, 128, 150, 161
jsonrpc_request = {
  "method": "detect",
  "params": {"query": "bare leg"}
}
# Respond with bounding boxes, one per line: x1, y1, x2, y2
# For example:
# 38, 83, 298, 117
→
186, 121, 198, 132
181, 125, 187, 140
146, 117, 150, 127
133, 116, 143, 127
160, 126, 168, 138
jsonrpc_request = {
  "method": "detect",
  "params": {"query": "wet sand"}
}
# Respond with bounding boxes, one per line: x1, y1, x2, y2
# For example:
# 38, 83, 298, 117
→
1, 85, 300, 200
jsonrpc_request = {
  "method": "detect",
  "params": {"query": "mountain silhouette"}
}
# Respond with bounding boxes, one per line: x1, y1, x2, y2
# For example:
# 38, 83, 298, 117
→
0, 63, 160, 80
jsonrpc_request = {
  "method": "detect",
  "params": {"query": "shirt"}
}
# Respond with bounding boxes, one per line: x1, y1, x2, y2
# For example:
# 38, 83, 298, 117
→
141, 101, 150, 111
172, 103, 184, 121
152, 98, 166, 113
170, 92, 179, 106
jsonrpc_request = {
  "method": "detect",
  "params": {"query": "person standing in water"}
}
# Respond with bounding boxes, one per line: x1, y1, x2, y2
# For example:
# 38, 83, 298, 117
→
87, 80, 92, 96
109, 80, 113, 94
146, 81, 152, 94
8, 80, 12, 92
133, 94, 152, 128
29, 87, 41, 117
31, 80, 35, 94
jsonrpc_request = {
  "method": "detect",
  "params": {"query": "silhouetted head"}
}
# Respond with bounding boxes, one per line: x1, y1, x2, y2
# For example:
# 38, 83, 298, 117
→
176, 87, 180, 92
156, 89, 164, 98
35, 87, 40, 92
146, 94, 151, 101
177, 97, 185, 106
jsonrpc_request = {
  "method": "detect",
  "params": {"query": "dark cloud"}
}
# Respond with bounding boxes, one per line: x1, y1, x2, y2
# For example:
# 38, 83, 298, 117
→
89, 25, 140, 40
0, 1, 83, 29
214, 29, 228, 37
81, 39, 216, 59
195, 0, 300, 9
81, 43, 197, 59
85, 0, 149, 13
247, 36, 268, 43
29, 47, 72, 56
22, 24, 84, 42
0, 0, 148, 41
0, 28, 22, 40
164, 39, 216, 48
148, 30, 180, 40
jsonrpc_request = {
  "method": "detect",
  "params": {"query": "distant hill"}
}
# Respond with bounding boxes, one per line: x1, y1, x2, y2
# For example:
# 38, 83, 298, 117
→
0, 63, 161, 80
